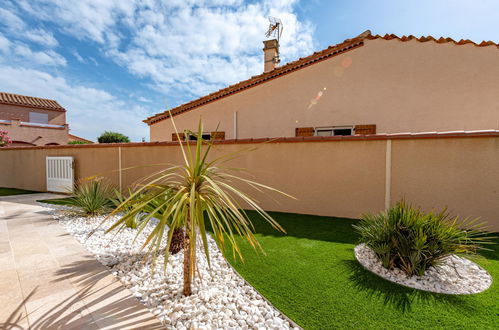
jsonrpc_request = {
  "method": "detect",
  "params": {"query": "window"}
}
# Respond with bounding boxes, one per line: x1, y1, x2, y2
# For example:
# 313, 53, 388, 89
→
188, 133, 211, 141
315, 126, 353, 136
173, 131, 225, 142
29, 112, 49, 124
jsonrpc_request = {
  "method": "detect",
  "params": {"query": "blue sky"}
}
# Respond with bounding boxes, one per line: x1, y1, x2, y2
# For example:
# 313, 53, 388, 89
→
0, 0, 498, 141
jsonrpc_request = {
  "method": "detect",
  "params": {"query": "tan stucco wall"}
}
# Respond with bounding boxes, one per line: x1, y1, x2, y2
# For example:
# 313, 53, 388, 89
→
0, 147, 118, 190
150, 38, 499, 141
391, 137, 499, 231
1, 135, 498, 231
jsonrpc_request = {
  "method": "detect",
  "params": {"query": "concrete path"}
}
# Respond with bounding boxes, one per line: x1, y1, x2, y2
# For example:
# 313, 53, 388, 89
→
0, 193, 164, 329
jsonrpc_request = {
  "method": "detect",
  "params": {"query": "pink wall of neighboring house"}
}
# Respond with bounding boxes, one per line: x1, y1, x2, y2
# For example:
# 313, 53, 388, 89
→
149, 38, 499, 141
0, 104, 69, 146
0, 104, 66, 125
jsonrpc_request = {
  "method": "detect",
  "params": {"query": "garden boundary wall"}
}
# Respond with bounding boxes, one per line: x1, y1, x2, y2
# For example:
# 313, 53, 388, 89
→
1, 131, 498, 231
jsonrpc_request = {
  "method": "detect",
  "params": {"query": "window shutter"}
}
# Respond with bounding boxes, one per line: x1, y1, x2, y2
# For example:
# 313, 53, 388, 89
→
172, 133, 185, 141
295, 127, 314, 137
354, 125, 376, 135
211, 131, 225, 140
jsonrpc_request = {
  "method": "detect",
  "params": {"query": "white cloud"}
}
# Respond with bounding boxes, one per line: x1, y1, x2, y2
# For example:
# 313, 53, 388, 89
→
0, 6, 58, 47
13, 44, 66, 66
0, 39, 66, 67
0, 66, 149, 141
14, 0, 315, 100
71, 49, 85, 63
89, 57, 99, 66
0, 7, 25, 31
138, 96, 152, 103
24, 28, 58, 47
0, 34, 11, 51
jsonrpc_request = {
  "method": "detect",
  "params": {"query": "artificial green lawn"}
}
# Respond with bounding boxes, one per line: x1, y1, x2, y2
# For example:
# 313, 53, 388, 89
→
0, 187, 39, 196
225, 211, 499, 329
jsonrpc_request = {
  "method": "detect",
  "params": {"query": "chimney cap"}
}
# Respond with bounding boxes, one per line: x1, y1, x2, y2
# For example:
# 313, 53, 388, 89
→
263, 39, 279, 49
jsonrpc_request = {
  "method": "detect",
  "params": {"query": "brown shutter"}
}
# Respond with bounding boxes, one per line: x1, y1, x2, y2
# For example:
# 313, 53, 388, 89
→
354, 125, 376, 135
295, 127, 314, 137
211, 131, 225, 140
172, 133, 185, 141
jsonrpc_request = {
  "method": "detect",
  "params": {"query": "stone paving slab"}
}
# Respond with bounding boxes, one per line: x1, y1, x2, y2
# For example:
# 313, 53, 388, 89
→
0, 193, 164, 329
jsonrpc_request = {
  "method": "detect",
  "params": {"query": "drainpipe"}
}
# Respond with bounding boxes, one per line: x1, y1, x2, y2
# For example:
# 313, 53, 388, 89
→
118, 146, 122, 191
233, 111, 238, 139
385, 139, 392, 210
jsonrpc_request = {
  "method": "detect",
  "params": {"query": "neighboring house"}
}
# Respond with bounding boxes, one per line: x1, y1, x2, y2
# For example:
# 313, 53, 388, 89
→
0, 92, 69, 146
144, 31, 499, 141
68, 134, 93, 144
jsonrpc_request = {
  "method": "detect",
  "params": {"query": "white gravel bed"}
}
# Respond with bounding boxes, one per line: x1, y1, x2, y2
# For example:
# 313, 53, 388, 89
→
41, 204, 298, 330
354, 243, 492, 294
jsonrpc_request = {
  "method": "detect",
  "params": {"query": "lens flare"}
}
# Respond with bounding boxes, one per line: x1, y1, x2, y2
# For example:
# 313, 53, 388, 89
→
307, 87, 327, 110
341, 57, 353, 68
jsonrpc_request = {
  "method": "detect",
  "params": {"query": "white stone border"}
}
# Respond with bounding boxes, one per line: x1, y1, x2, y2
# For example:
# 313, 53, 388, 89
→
354, 243, 492, 294
40, 203, 301, 329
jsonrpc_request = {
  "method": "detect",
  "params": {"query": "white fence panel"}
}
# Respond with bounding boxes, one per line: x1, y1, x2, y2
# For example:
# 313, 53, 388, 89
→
46, 156, 74, 193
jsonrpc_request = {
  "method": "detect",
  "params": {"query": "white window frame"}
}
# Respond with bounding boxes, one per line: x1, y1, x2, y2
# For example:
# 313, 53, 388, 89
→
29, 112, 49, 124
314, 126, 353, 136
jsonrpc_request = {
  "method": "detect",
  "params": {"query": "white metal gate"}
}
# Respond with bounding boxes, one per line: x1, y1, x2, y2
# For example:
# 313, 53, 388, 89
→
46, 157, 74, 193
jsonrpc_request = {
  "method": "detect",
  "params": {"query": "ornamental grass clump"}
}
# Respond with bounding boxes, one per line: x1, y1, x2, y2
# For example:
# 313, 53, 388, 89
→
66, 179, 114, 215
353, 201, 492, 276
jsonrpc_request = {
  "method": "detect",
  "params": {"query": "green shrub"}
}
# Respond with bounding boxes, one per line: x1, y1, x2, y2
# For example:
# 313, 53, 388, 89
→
97, 131, 130, 143
353, 201, 492, 276
68, 140, 90, 145
110, 189, 142, 228
65, 179, 114, 215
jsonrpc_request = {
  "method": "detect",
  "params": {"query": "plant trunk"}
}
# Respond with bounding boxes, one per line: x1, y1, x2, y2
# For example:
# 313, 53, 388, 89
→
169, 227, 185, 255
183, 221, 192, 296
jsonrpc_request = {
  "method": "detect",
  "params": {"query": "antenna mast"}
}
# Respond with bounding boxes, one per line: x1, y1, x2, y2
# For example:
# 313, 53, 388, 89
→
265, 16, 283, 43
264, 17, 283, 68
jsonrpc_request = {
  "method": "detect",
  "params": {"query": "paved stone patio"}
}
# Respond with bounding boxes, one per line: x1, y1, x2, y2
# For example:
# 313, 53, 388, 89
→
0, 193, 163, 329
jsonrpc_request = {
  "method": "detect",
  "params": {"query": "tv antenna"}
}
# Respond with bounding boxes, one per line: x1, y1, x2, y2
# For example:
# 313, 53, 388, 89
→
265, 17, 283, 43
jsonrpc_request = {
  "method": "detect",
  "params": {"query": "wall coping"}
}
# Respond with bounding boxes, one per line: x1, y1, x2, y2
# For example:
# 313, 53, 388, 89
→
1, 130, 498, 151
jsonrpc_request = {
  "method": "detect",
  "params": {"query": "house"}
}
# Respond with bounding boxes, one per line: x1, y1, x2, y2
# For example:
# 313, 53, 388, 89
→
0, 92, 70, 146
144, 31, 499, 141
68, 134, 93, 144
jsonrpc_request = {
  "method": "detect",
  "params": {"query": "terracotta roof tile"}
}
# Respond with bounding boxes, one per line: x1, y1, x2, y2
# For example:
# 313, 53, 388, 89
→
0, 92, 66, 112
366, 33, 499, 48
144, 31, 499, 125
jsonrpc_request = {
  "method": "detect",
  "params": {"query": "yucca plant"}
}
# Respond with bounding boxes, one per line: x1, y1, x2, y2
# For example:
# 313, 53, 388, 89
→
107, 119, 290, 295
110, 189, 142, 228
111, 189, 185, 254
353, 200, 493, 276
65, 178, 114, 215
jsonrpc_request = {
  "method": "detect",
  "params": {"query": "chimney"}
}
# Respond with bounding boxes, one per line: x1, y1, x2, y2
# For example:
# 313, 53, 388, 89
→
263, 39, 280, 73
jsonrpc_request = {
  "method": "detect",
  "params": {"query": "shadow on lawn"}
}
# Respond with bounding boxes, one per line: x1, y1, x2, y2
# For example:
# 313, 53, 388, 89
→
246, 210, 359, 245
247, 210, 499, 261
343, 259, 477, 313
